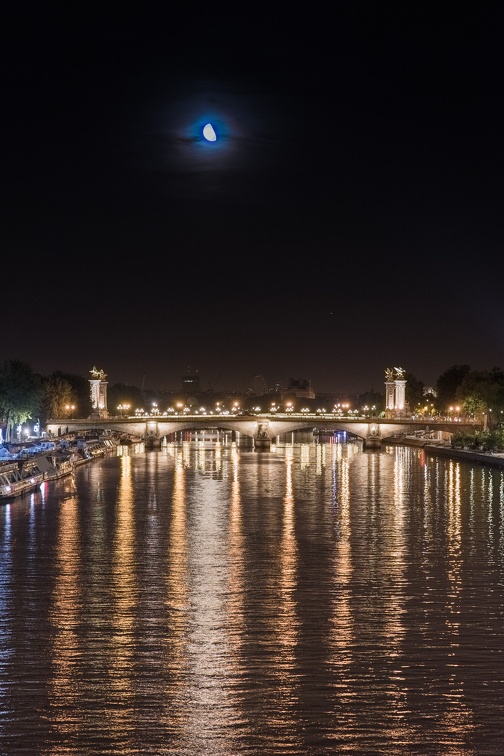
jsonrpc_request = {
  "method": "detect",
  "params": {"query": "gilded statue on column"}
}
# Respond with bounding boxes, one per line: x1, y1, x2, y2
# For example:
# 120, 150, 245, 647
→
90, 366, 107, 381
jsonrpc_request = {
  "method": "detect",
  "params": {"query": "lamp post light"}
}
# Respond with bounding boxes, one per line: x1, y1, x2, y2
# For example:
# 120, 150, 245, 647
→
117, 403, 130, 417
65, 404, 76, 419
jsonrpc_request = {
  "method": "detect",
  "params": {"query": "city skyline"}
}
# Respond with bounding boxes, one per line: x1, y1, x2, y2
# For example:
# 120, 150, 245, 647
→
3, 5, 503, 393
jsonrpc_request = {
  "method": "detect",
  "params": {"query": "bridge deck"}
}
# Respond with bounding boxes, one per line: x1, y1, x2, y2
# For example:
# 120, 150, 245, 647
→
46, 414, 481, 445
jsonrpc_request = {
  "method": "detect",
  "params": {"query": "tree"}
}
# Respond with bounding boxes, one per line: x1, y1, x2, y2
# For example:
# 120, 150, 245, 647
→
404, 372, 425, 414
0, 360, 43, 442
41, 374, 74, 423
107, 383, 144, 415
41, 371, 93, 425
457, 367, 504, 425
436, 365, 471, 415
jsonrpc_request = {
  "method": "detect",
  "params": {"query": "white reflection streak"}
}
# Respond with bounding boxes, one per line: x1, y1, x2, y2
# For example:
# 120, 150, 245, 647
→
215, 440, 222, 472
300, 442, 311, 470
315, 442, 323, 475
181, 451, 235, 752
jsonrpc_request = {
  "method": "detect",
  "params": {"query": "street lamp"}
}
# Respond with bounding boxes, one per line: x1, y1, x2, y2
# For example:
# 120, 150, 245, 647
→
117, 403, 130, 417
65, 404, 76, 418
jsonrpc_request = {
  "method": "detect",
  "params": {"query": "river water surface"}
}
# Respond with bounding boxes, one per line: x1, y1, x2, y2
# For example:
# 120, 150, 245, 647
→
1, 435, 503, 755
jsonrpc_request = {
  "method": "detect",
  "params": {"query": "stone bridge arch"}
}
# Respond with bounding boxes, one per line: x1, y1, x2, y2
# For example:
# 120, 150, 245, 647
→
46, 416, 482, 452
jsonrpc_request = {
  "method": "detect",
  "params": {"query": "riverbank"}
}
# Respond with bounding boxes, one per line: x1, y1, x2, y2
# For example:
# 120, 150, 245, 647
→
424, 444, 504, 468
385, 435, 504, 469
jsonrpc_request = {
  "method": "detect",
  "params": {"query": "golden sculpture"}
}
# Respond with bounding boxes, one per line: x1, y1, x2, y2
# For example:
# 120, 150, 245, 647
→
90, 366, 107, 380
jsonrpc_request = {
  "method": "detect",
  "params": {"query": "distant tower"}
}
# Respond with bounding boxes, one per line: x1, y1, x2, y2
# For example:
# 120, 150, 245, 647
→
89, 366, 109, 418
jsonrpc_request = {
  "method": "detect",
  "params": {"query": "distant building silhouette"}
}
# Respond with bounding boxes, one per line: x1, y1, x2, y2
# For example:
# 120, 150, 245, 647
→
281, 378, 315, 400
182, 374, 200, 393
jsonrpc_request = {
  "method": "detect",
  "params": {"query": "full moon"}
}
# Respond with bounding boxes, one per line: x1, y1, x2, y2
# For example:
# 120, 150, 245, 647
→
203, 123, 217, 142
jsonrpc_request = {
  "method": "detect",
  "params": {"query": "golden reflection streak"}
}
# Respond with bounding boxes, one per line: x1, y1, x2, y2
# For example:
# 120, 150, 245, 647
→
163, 443, 190, 736
382, 448, 411, 739
500, 475, 504, 561
225, 442, 248, 719
106, 453, 137, 733
446, 460, 462, 636
329, 448, 355, 716
433, 458, 476, 745
47, 490, 82, 746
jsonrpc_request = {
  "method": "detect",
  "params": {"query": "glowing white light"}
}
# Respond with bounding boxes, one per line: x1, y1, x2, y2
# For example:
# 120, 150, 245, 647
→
203, 123, 217, 141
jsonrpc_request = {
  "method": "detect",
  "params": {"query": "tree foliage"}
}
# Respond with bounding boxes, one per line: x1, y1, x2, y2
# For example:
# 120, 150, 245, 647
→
107, 383, 145, 415
404, 372, 425, 413
40, 371, 93, 425
436, 365, 471, 413
41, 374, 74, 422
457, 367, 504, 423
0, 360, 43, 441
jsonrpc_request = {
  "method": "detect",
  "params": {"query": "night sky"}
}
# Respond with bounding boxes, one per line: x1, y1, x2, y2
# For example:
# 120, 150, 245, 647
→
3, 3, 503, 395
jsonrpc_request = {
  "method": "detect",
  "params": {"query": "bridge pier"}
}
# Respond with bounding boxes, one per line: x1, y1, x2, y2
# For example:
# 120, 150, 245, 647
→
363, 422, 382, 450
254, 420, 271, 451
144, 420, 161, 448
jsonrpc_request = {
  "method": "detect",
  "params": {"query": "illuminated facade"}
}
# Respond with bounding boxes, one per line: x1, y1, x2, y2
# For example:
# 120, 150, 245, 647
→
89, 366, 109, 418
384, 367, 406, 417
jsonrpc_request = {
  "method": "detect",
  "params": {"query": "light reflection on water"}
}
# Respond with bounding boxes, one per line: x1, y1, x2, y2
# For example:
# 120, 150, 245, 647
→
1, 435, 504, 754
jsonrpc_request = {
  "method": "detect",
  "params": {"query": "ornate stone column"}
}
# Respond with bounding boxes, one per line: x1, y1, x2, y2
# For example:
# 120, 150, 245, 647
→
89, 366, 109, 418
385, 368, 396, 419
394, 379, 407, 414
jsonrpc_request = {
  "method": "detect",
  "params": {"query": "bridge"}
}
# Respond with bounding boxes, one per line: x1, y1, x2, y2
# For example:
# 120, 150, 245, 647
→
46, 414, 482, 451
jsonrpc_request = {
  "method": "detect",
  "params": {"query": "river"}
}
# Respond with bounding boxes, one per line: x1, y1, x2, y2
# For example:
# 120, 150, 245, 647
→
1, 433, 503, 755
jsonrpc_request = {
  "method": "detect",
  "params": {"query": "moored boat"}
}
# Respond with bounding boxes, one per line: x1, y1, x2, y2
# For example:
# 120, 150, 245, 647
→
34, 452, 76, 481
0, 459, 45, 502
